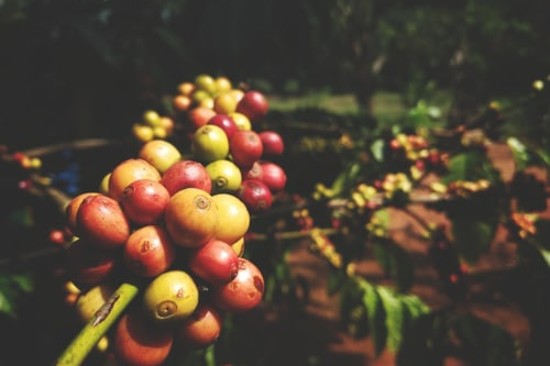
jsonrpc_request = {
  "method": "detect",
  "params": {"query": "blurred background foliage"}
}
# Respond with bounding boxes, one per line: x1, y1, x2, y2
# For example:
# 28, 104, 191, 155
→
1, 0, 549, 149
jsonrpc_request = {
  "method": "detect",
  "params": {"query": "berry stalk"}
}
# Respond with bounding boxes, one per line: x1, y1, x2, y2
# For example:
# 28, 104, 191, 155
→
55, 282, 140, 366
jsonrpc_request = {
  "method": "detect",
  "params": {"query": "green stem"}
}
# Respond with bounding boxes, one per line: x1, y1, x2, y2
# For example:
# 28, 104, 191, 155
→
55, 281, 140, 366
204, 344, 217, 366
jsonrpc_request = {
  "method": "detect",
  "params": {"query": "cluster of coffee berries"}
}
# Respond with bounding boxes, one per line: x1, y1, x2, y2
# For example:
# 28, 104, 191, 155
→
59, 75, 289, 365
132, 110, 176, 143
170, 74, 287, 215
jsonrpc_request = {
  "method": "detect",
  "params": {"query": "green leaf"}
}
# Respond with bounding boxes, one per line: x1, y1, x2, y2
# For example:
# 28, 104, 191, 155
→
507, 137, 530, 171
373, 208, 390, 231
539, 248, 550, 267
515, 236, 550, 272
407, 100, 437, 128
523, 235, 550, 268
399, 293, 431, 318
331, 161, 362, 196
0, 288, 16, 318
442, 151, 500, 184
11, 273, 34, 294
356, 277, 387, 355
451, 217, 497, 263
377, 286, 404, 353
451, 313, 522, 366
338, 276, 369, 338
399, 299, 412, 343
0, 272, 34, 318
507, 137, 550, 171
373, 241, 415, 292
9, 207, 34, 228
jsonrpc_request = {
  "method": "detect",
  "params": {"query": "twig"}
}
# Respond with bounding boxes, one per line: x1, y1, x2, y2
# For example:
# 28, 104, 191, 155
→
398, 206, 434, 235
0, 245, 61, 268
246, 227, 340, 242
33, 176, 73, 212
22, 138, 122, 158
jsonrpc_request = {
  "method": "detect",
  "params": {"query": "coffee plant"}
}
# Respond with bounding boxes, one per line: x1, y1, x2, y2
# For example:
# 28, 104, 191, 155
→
1, 73, 549, 366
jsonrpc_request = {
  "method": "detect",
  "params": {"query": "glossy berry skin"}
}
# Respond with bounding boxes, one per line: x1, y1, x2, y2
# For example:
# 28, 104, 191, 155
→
137, 140, 182, 174
164, 188, 218, 248
206, 159, 242, 194
207, 114, 238, 140
123, 225, 176, 278
113, 309, 174, 366
142, 270, 200, 325
65, 192, 100, 235
213, 257, 265, 313
238, 179, 273, 214
259, 161, 287, 193
120, 179, 170, 226
259, 130, 284, 157
187, 239, 240, 286
191, 125, 230, 164
212, 193, 250, 245
229, 130, 263, 170
187, 106, 217, 131
160, 160, 212, 196
236, 90, 269, 122
75, 194, 130, 249
108, 158, 161, 202
175, 303, 223, 349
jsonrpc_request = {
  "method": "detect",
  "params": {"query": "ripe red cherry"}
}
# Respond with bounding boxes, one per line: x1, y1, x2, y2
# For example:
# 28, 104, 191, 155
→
187, 106, 217, 131
123, 225, 176, 278
160, 160, 212, 196
113, 308, 174, 366
120, 179, 170, 225
207, 114, 238, 140
175, 303, 223, 349
75, 194, 130, 249
64, 239, 117, 288
187, 239, 240, 286
259, 161, 287, 193
65, 192, 100, 235
236, 90, 269, 122
259, 130, 284, 157
241, 161, 263, 181
212, 257, 265, 313
229, 130, 263, 170
238, 179, 273, 214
